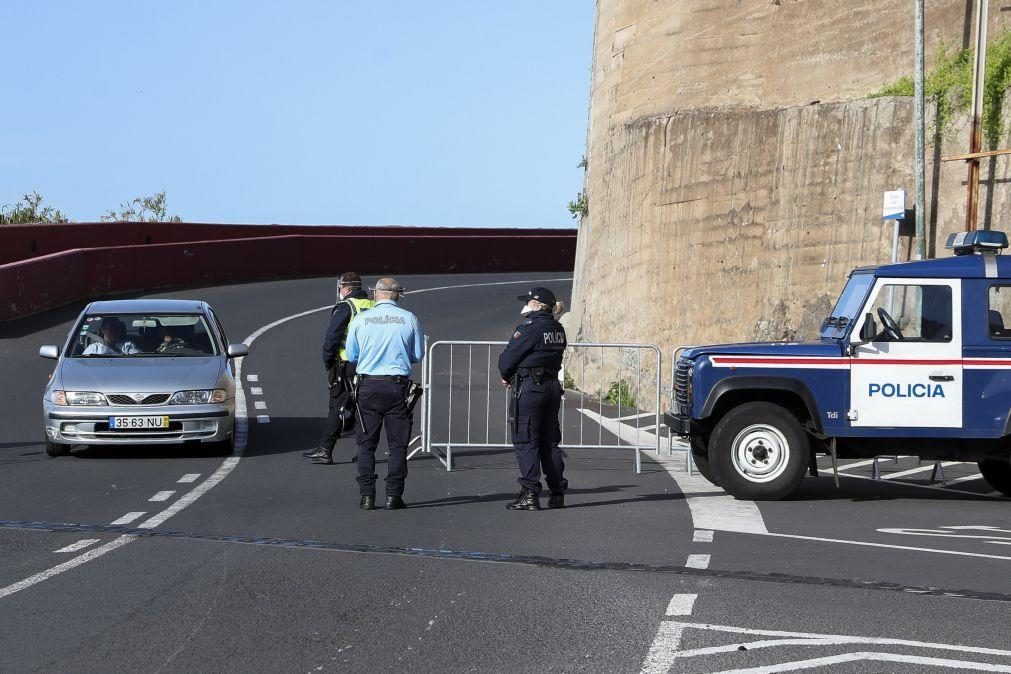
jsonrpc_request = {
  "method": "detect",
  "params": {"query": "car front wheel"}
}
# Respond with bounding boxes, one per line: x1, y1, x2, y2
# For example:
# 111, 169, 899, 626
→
45, 438, 71, 457
708, 402, 808, 500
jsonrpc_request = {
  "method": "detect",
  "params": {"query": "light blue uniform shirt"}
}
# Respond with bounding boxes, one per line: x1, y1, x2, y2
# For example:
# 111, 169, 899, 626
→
345, 300, 424, 376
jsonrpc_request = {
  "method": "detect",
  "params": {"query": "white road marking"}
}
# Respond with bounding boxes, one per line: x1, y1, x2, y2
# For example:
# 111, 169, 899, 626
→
148, 491, 175, 502
881, 461, 960, 480
1, 277, 566, 600
641, 593, 698, 674
246, 374, 258, 382
254, 401, 267, 410
709, 653, 1011, 673
177, 473, 201, 483
947, 473, 985, 485
693, 529, 714, 543
665, 593, 697, 616
584, 412, 769, 534
256, 415, 270, 424
109, 512, 146, 525
761, 530, 1011, 561
0, 536, 135, 599
665, 620, 1011, 659
685, 554, 711, 569
250, 387, 263, 395
53, 539, 100, 554
839, 472, 1005, 499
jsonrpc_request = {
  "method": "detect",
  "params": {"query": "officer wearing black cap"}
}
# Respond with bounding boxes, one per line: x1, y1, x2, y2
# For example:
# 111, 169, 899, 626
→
498, 287, 568, 510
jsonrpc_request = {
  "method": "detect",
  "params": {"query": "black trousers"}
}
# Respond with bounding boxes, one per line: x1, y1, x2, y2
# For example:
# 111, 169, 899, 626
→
320, 361, 356, 450
355, 378, 413, 497
510, 377, 567, 495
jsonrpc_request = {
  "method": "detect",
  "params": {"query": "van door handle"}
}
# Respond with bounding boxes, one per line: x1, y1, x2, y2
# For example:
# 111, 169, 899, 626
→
929, 375, 954, 382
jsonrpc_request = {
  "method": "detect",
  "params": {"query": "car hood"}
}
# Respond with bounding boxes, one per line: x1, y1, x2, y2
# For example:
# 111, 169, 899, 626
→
680, 340, 844, 360
56, 357, 224, 393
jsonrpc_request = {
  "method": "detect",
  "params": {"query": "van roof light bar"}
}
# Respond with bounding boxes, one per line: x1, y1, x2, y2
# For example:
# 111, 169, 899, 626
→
945, 231, 1009, 255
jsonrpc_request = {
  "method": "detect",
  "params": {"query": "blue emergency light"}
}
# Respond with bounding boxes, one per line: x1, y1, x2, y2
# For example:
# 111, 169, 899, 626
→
945, 230, 1009, 255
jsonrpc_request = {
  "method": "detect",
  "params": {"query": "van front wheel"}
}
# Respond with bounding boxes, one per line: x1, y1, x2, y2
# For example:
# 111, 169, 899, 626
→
709, 402, 808, 500
979, 457, 1011, 497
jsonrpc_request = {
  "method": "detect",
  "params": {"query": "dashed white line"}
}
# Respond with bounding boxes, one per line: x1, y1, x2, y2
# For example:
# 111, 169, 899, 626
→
53, 539, 100, 554
246, 374, 258, 382
693, 529, 714, 543
254, 401, 267, 410
109, 512, 146, 526
250, 387, 263, 395
177, 473, 201, 484
946, 473, 984, 485
149, 491, 176, 502
665, 593, 697, 616
256, 415, 270, 424
686, 554, 711, 569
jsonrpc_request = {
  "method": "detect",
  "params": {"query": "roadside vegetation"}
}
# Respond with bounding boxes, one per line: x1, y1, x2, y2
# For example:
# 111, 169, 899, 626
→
870, 28, 1011, 146
0, 190, 182, 225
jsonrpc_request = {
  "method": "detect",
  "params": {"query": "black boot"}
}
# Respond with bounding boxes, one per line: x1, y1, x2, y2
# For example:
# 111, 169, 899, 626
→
360, 495, 376, 510
308, 446, 334, 464
546, 492, 565, 509
506, 487, 541, 511
302, 446, 324, 458
385, 495, 406, 510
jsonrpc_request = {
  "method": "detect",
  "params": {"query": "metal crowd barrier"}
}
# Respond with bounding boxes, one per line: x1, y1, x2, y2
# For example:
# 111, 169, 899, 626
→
413, 340, 662, 473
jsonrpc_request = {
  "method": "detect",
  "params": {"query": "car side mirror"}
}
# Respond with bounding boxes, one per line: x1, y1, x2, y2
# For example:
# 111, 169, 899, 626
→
859, 313, 876, 342
226, 343, 249, 358
39, 345, 60, 360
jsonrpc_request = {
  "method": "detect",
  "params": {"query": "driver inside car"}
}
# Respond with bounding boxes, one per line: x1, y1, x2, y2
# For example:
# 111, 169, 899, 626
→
82, 317, 141, 356
156, 324, 195, 353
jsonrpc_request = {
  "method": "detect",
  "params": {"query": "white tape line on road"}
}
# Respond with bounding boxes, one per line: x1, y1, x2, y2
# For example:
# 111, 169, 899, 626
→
53, 539, 100, 554
693, 529, 714, 543
177, 474, 201, 484
148, 491, 175, 502
685, 554, 711, 569
708, 653, 1011, 673
109, 512, 146, 525
881, 461, 960, 480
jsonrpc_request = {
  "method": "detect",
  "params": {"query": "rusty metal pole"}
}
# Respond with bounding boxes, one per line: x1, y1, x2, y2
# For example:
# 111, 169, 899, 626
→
966, 0, 988, 231
914, 0, 926, 258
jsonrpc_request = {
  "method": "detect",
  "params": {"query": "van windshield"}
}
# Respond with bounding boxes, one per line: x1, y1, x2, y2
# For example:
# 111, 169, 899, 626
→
821, 274, 875, 339
68, 314, 218, 357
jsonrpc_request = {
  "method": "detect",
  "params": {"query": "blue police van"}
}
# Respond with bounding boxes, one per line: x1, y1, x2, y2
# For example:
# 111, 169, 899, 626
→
665, 231, 1011, 500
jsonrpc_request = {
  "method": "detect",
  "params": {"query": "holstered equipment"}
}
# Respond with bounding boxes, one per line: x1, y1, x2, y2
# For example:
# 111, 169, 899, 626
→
510, 374, 522, 433
405, 381, 424, 414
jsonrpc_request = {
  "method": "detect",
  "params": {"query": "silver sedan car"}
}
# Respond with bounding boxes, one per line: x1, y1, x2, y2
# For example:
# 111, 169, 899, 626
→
39, 299, 248, 456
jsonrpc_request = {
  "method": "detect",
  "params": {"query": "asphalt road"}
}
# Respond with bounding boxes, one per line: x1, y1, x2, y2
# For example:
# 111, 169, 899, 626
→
1, 272, 1010, 673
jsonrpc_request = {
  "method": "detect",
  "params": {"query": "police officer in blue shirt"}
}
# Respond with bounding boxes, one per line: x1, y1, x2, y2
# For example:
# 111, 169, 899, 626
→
344, 277, 425, 510
498, 287, 568, 511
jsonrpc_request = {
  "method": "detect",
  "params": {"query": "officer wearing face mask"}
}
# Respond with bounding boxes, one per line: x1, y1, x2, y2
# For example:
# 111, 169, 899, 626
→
497, 287, 568, 511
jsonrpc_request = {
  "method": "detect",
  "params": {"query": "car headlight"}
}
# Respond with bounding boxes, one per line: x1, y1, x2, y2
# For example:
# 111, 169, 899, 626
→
169, 389, 227, 405
53, 391, 108, 406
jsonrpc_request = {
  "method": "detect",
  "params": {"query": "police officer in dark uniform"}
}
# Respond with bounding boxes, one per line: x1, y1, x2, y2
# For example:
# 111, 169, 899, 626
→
304, 272, 376, 464
498, 287, 568, 511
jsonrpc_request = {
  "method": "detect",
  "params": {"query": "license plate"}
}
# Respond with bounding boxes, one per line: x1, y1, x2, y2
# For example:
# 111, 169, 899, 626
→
109, 416, 170, 430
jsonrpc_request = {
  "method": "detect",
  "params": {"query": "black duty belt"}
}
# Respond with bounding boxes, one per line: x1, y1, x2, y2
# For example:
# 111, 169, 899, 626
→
359, 374, 410, 383
516, 366, 557, 384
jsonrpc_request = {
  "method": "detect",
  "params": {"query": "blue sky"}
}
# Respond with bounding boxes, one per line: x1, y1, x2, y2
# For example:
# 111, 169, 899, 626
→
1, 2, 593, 227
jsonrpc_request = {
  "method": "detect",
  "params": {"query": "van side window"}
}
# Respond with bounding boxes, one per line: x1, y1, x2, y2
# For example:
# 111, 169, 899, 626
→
988, 286, 1011, 339
867, 284, 952, 342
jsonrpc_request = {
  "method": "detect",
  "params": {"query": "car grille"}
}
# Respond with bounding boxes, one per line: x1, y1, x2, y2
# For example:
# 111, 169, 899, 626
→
106, 394, 171, 406
674, 359, 692, 415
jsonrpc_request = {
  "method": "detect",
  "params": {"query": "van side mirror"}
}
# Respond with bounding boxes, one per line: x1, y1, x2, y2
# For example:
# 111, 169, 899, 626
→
859, 313, 876, 342
39, 345, 60, 360
226, 343, 249, 358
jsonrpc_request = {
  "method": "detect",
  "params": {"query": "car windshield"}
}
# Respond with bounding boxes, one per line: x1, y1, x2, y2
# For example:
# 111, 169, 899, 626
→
820, 274, 875, 339
68, 314, 218, 357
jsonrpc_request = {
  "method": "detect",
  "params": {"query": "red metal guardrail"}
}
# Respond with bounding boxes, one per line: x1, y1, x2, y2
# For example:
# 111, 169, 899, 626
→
0, 231, 577, 322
